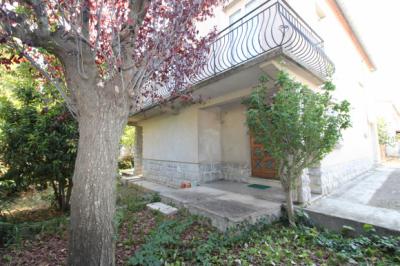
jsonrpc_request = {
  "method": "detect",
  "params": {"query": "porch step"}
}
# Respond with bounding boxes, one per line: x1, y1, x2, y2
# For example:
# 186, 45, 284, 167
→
304, 166, 400, 236
305, 198, 400, 236
120, 175, 143, 185
132, 180, 282, 231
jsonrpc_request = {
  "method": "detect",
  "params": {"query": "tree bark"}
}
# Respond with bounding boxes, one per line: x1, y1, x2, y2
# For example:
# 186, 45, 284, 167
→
285, 186, 295, 226
68, 97, 128, 266
66, 178, 73, 211
281, 165, 296, 226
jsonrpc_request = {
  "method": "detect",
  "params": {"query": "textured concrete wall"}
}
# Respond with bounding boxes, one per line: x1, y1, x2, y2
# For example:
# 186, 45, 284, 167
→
143, 159, 225, 188
198, 107, 222, 163
221, 162, 251, 182
221, 104, 251, 164
140, 107, 199, 163
143, 159, 201, 187
133, 126, 143, 175
219, 103, 252, 182
386, 143, 400, 158
310, 158, 373, 194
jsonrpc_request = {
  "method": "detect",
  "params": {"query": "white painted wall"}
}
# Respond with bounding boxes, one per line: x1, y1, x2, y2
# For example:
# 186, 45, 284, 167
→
139, 85, 254, 167
221, 104, 251, 164
374, 102, 400, 158
198, 107, 222, 163
139, 107, 199, 163
286, 0, 377, 167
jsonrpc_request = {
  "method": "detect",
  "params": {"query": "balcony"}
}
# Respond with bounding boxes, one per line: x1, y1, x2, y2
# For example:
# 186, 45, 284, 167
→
134, 0, 334, 113
192, 0, 334, 83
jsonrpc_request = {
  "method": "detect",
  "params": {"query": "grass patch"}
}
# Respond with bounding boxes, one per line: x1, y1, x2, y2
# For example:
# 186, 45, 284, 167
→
0, 187, 67, 248
0, 188, 54, 219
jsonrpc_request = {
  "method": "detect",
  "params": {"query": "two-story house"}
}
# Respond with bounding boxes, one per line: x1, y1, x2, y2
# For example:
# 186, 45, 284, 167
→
129, 0, 379, 201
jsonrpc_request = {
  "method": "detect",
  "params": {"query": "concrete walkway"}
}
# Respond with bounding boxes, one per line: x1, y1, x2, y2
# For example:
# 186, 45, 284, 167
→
306, 164, 400, 235
132, 179, 283, 231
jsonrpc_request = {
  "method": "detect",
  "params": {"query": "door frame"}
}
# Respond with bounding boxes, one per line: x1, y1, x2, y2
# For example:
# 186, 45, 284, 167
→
249, 135, 278, 180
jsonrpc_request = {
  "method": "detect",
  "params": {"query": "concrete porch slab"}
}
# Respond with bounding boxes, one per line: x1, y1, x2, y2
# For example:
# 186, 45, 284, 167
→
305, 165, 400, 236
133, 180, 282, 231
204, 180, 285, 203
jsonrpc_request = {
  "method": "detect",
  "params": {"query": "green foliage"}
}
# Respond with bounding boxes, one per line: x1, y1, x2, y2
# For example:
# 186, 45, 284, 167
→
128, 214, 400, 265
244, 72, 351, 174
0, 55, 40, 100
396, 132, 400, 142
128, 218, 195, 266
116, 183, 157, 209
0, 216, 68, 247
118, 157, 133, 170
118, 125, 135, 169
120, 125, 135, 150
115, 183, 161, 223
2, 183, 399, 265
244, 72, 351, 223
314, 226, 400, 264
377, 118, 394, 145
0, 66, 78, 211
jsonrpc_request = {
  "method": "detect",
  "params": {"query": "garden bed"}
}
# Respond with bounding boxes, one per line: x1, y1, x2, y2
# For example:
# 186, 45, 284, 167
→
1, 184, 399, 265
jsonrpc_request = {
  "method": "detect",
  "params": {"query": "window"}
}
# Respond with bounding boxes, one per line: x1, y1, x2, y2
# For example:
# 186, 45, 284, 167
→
245, 0, 260, 14
229, 9, 242, 25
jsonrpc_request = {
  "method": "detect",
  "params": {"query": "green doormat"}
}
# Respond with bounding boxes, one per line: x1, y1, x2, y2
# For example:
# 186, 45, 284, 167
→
248, 184, 271, 190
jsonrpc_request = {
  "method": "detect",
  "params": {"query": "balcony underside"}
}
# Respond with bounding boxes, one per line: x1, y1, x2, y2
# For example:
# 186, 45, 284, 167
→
129, 47, 326, 124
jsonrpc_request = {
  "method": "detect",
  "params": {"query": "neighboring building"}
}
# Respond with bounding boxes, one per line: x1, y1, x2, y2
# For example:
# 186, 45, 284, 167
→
129, 0, 379, 201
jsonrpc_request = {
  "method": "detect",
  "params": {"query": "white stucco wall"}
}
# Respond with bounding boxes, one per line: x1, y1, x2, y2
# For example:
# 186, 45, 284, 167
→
140, 107, 199, 163
198, 107, 222, 163
139, 86, 253, 167
374, 102, 400, 158
221, 104, 250, 164
286, 0, 377, 193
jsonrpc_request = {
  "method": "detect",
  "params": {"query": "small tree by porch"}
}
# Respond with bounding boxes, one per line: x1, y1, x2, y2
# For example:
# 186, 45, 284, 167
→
244, 72, 351, 225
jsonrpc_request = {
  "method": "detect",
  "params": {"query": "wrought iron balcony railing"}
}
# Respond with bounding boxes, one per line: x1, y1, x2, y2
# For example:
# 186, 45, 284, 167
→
191, 0, 334, 83
137, 0, 334, 110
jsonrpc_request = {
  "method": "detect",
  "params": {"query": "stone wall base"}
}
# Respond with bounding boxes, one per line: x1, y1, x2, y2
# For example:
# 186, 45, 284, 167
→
143, 159, 201, 187
310, 158, 373, 195
221, 162, 251, 182
144, 157, 374, 197
143, 159, 251, 187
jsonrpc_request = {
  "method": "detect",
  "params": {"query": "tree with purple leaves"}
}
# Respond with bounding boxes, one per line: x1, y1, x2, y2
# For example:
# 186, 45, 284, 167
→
0, 0, 224, 264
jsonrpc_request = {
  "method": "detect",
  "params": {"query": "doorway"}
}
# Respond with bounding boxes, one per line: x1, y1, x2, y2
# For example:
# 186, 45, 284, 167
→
250, 136, 278, 179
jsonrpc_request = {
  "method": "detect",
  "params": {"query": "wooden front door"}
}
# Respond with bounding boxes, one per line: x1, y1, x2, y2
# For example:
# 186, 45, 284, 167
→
250, 136, 277, 179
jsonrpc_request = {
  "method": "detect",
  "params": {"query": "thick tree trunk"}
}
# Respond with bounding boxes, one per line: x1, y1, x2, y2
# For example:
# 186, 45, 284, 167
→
68, 102, 127, 266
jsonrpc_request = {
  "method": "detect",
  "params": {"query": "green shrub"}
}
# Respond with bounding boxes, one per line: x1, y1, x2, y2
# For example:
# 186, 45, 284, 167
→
244, 72, 350, 224
0, 85, 78, 211
118, 156, 133, 170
